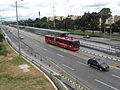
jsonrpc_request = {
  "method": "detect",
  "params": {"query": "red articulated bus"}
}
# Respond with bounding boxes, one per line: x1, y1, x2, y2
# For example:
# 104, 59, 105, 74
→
45, 35, 80, 51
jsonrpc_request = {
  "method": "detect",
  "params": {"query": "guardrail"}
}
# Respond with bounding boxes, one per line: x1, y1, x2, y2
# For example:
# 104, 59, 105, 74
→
80, 41, 120, 57
1, 27, 90, 90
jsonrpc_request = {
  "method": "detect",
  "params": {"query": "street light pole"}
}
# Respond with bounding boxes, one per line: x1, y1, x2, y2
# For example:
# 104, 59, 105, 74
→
39, 11, 40, 19
15, 0, 23, 56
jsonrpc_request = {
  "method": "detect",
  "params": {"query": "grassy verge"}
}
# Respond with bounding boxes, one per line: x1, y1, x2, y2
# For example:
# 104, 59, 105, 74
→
0, 41, 55, 90
68, 30, 120, 39
0, 42, 8, 56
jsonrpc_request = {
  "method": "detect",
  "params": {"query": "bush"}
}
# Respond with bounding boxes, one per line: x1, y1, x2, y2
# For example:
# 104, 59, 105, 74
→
0, 33, 4, 42
0, 43, 8, 56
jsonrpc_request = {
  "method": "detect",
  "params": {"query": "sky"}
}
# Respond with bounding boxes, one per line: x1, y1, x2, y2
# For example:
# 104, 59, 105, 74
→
0, 0, 120, 21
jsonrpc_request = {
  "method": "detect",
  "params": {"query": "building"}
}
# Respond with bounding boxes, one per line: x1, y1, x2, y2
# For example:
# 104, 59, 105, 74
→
47, 15, 81, 21
67, 15, 81, 20
105, 15, 120, 25
47, 16, 66, 21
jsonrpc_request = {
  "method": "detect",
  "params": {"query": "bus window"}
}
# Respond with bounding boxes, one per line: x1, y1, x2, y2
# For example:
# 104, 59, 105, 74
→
73, 41, 80, 48
45, 36, 54, 41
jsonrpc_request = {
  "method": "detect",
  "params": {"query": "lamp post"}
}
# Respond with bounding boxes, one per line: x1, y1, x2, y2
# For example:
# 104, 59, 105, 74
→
15, 0, 23, 56
39, 11, 40, 19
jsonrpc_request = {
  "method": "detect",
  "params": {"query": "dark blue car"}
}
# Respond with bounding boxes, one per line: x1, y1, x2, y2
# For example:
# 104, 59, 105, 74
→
88, 57, 109, 71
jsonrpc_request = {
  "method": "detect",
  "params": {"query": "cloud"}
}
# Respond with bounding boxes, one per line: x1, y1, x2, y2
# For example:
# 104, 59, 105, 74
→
84, 3, 108, 8
1, 0, 120, 21
118, 3, 120, 6
9, 3, 29, 9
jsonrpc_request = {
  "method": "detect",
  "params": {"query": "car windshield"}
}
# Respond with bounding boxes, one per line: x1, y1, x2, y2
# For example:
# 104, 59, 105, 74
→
97, 60, 106, 64
101, 63, 107, 65
97, 60, 103, 64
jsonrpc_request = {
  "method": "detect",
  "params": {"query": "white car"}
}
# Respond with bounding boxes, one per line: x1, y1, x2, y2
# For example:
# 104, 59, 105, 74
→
20, 36, 24, 39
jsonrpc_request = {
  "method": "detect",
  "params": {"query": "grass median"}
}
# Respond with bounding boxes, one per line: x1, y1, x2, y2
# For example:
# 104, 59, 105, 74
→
68, 30, 120, 39
0, 41, 55, 90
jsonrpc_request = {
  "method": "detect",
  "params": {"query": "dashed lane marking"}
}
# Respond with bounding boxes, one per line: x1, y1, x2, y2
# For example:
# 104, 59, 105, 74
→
95, 79, 119, 90
77, 62, 88, 66
47, 44, 120, 64
42, 48, 48, 51
112, 74, 120, 79
62, 64, 75, 71
56, 54, 64, 57
63, 50, 81, 57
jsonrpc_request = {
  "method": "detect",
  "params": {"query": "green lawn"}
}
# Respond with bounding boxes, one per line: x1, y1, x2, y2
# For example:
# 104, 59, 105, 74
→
0, 41, 55, 90
68, 30, 120, 40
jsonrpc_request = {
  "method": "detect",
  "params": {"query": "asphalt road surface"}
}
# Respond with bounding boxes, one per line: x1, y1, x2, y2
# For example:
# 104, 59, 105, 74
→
2, 26, 120, 90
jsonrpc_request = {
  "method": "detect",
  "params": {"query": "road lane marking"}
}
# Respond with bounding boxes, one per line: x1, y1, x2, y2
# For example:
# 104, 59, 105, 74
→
34, 44, 39, 47
95, 79, 119, 90
112, 74, 120, 79
62, 64, 75, 71
63, 50, 80, 57
56, 54, 64, 57
42, 48, 48, 51
47, 43, 120, 63
77, 62, 87, 66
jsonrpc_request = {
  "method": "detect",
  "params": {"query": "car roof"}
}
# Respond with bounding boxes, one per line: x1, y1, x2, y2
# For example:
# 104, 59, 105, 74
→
91, 57, 104, 63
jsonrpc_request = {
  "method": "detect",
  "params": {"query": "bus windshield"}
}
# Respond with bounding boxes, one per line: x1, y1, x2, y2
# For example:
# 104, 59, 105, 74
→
72, 41, 80, 48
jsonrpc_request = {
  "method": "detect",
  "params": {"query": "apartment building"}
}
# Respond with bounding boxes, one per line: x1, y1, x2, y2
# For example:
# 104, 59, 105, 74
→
47, 15, 81, 21
105, 15, 120, 25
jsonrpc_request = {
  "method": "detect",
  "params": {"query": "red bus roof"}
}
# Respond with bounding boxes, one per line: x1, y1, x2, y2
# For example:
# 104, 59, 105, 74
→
45, 35, 79, 42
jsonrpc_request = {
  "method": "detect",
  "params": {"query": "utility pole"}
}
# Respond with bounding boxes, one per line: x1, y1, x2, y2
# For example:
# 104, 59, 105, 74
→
39, 11, 40, 19
15, 0, 23, 56
53, 4, 55, 28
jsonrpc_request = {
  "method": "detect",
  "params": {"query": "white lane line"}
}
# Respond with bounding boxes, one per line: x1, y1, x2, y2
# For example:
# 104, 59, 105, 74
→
62, 64, 75, 71
56, 54, 64, 57
42, 48, 48, 51
34, 44, 39, 47
95, 79, 119, 90
29, 42, 32, 44
77, 62, 87, 66
113, 58, 117, 61
112, 74, 120, 79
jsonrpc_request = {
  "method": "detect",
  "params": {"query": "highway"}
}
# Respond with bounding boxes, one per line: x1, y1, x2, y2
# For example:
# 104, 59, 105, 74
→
2, 26, 120, 90
69, 34, 120, 45
69, 34, 120, 55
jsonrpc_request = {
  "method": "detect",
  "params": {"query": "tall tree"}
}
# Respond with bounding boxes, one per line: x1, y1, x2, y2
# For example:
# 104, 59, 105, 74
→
111, 20, 120, 35
99, 8, 112, 23
90, 12, 100, 33
34, 18, 41, 28
40, 17, 48, 28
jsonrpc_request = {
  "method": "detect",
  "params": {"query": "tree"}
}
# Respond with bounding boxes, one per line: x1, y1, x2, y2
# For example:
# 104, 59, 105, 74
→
89, 12, 100, 34
34, 18, 41, 28
61, 18, 75, 30
99, 8, 112, 32
40, 17, 48, 28
111, 20, 120, 35
99, 8, 112, 23
27, 18, 34, 27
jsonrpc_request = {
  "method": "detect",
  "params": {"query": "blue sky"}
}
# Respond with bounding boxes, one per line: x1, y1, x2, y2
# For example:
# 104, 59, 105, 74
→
0, 0, 120, 21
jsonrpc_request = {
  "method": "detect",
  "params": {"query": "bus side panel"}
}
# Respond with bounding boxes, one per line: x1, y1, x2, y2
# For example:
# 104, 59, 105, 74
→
56, 38, 68, 48
67, 46, 79, 51
57, 42, 68, 48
